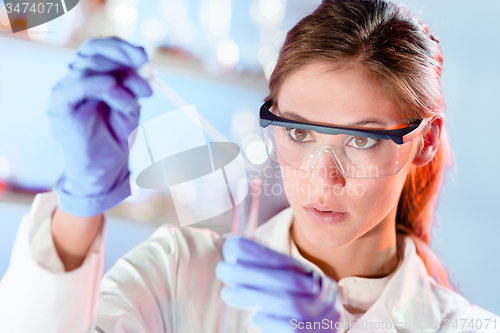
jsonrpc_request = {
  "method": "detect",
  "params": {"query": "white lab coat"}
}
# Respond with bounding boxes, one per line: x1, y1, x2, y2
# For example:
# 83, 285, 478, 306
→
0, 192, 498, 333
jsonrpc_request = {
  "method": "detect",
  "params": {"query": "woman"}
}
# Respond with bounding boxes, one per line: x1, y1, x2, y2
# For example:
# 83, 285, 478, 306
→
0, 0, 498, 332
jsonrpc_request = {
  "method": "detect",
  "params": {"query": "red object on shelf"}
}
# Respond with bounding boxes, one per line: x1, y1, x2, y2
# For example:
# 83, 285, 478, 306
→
0, 180, 7, 197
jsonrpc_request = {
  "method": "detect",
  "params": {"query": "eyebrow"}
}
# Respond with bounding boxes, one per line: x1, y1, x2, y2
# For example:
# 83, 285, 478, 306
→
279, 111, 389, 127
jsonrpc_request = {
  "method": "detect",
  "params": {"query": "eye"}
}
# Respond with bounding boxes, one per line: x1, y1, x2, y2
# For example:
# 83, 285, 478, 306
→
287, 128, 314, 142
347, 136, 380, 149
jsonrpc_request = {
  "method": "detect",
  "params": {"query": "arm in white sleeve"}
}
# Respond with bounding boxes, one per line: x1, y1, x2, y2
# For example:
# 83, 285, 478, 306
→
0, 191, 227, 333
30, 216, 66, 273
0, 192, 105, 333
30, 214, 103, 273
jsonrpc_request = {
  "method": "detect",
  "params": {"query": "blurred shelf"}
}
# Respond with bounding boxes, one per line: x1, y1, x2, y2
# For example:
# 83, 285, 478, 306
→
0, 189, 233, 235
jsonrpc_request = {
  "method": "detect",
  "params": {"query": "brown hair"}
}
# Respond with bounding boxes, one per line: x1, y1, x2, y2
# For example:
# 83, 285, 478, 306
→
267, 0, 454, 290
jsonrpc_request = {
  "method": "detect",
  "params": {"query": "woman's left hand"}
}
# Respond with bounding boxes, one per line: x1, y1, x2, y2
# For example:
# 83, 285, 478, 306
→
216, 236, 344, 332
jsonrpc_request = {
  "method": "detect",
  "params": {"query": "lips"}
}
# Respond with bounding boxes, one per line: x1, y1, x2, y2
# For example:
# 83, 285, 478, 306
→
303, 202, 348, 224
304, 202, 345, 213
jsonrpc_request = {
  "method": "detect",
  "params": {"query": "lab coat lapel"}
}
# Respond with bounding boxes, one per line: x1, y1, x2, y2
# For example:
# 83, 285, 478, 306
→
349, 235, 440, 332
346, 298, 398, 333
379, 234, 440, 328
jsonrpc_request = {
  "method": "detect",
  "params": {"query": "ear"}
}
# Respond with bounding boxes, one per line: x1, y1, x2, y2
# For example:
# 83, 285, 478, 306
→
412, 113, 445, 167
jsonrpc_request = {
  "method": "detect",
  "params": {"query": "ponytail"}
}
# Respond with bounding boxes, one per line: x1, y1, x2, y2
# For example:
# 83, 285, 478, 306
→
396, 128, 454, 290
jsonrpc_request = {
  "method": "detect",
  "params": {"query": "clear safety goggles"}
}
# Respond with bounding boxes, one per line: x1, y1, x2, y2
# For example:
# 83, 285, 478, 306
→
259, 101, 431, 179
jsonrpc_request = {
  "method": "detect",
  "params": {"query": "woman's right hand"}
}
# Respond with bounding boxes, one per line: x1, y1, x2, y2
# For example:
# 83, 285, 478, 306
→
47, 38, 152, 270
48, 37, 152, 217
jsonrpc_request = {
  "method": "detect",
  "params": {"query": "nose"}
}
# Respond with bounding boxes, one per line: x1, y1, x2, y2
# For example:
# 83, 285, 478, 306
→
309, 148, 346, 190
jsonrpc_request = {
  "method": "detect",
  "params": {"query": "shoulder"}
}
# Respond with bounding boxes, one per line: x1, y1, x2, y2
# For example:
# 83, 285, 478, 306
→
427, 277, 500, 331
385, 234, 499, 332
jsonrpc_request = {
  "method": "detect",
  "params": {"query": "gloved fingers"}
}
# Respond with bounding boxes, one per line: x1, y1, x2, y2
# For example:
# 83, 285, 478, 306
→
69, 56, 153, 99
216, 261, 318, 296
50, 73, 140, 116
49, 73, 115, 115
108, 104, 141, 142
78, 37, 148, 69
99, 83, 141, 116
69, 54, 124, 72
50, 99, 132, 185
220, 285, 327, 319
222, 236, 313, 273
121, 68, 153, 98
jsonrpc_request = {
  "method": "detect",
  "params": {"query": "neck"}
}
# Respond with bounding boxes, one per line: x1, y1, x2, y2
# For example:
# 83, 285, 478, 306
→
291, 205, 400, 282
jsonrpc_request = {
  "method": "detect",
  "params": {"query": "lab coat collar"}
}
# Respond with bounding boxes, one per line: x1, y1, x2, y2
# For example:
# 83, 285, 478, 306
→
254, 207, 440, 332
347, 232, 440, 332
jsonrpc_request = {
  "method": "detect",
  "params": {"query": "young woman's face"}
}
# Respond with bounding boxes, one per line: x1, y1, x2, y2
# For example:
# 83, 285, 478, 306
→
275, 62, 420, 248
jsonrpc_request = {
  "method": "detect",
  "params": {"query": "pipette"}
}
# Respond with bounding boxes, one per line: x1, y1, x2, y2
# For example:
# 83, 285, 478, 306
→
138, 63, 229, 143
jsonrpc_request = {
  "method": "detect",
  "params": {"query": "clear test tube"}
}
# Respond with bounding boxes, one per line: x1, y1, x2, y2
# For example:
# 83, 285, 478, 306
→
222, 179, 247, 333
223, 178, 262, 333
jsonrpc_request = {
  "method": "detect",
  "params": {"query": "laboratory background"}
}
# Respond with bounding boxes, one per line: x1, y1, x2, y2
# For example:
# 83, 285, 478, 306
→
0, 0, 499, 315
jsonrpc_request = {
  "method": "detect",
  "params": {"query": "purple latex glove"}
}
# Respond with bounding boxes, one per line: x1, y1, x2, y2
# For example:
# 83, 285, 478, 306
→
48, 37, 153, 217
216, 236, 344, 332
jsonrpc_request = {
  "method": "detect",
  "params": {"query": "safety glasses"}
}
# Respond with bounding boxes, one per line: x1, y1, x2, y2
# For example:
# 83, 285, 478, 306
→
259, 101, 431, 179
